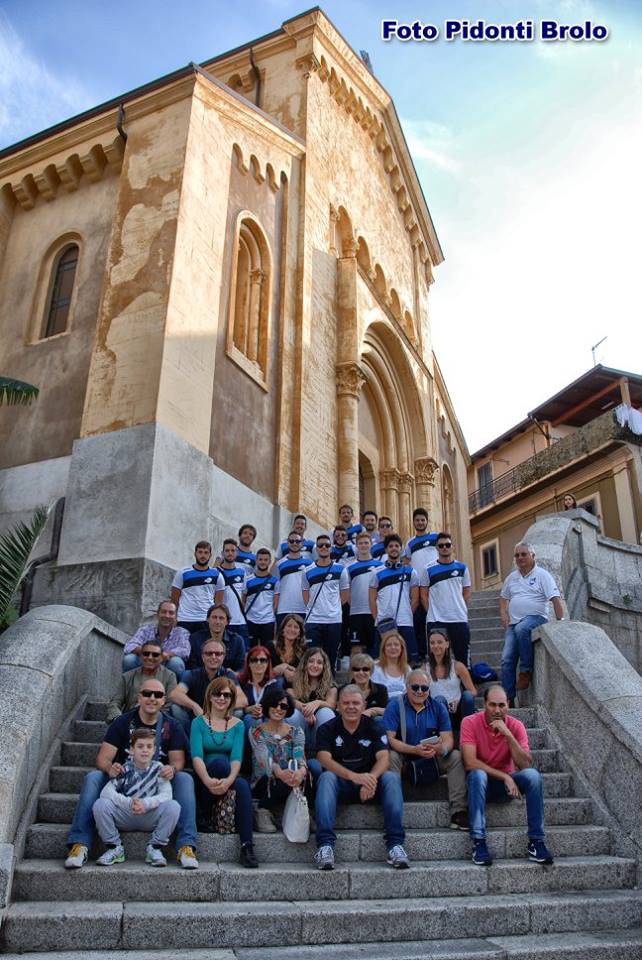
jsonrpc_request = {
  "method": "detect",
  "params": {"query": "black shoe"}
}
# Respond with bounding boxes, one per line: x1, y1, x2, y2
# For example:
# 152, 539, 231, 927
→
239, 842, 259, 868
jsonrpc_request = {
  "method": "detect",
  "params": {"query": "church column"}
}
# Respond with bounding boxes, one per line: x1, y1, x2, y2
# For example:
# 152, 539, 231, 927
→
414, 457, 439, 521
397, 472, 414, 541
380, 468, 401, 529
336, 361, 366, 510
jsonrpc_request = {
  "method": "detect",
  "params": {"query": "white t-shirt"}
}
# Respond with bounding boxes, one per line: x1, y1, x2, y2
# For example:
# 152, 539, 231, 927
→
275, 556, 313, 615
404, 532, 439, 575
303, 563, 350, 624
243, 574, 278, 624
171, 566, 225, 623
218, 565, 249, 625
500, 565, 560, 624
421, 561, 471, 623
368, 565, 419, 627
347, 558, 384, 615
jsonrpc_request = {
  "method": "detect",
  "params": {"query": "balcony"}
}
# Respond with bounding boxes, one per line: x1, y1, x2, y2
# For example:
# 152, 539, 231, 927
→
469, 409, 639, 514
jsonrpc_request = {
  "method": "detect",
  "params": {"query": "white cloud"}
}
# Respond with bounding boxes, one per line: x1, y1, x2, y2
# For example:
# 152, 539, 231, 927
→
401, 118, 463, 175
0, 13, 91, 149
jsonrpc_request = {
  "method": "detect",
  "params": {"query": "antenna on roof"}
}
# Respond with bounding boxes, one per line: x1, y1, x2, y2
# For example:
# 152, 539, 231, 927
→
360, 50, 373, 73
591, 336, 607, 367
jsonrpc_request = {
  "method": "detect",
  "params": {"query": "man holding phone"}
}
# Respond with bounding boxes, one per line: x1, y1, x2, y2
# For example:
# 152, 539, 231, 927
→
383, 670, 468, 830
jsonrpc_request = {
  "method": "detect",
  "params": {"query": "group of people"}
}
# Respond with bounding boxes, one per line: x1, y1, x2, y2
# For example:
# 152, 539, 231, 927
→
64, 504, 561, 874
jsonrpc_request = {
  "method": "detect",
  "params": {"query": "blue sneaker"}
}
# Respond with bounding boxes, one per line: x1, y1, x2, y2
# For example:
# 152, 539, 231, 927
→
527, 839, 554, 864
472, 838, 492, 866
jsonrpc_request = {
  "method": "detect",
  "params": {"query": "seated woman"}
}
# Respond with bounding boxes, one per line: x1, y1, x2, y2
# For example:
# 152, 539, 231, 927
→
371, 632, 411, 698
347, 653, 389, 717
290, 647, 337, 748
189, 676, 258, 868
425, 628, 476, 738
268, 614, 306, 688
249, 687, 310, 833
238, 646, 283, 732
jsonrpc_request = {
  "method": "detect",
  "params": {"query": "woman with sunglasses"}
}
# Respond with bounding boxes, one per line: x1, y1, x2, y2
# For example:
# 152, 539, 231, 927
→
425, 629, 476, 740
238, 646, 283, 731
269, 614, 307, 687
290, 647, 337, 746
249, 687, 309, 833
348, 652, 388, 717
372, 632, 411, 698
190, 676, 258, 868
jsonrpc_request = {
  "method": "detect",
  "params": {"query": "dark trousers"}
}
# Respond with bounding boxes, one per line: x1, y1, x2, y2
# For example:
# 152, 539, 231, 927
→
178, 620, 208, 636
248, 622, 276, 647
414, 606, 428, 660
305, 622, 342, 671
348, 613, 377, 656
340, 602, 351, 657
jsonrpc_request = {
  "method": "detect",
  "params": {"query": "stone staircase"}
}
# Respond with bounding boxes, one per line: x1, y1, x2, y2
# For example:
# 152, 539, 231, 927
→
3, 695, 642, 958
468, 589, 503, 676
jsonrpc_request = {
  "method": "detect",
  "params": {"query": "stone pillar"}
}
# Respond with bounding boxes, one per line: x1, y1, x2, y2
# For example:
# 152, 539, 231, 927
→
397, 472, 414, 541
414, 457, 439, 519
336, 362, 366, 510
380, 468, 401, 529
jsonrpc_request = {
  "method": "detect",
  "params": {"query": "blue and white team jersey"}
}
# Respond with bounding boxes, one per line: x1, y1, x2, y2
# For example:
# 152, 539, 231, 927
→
371, 542, 388, 561
243, 574, 278, 624
171, 566, 225, 623
331, 543, 357, 566
236, 549, 257, 571
217, 565, 248, 625
421, 561, 471, 623
347, 558, 384, 615
404, 532, 440, 575
275, 539, 316, 561
303, 563, 350, 624
369, 565, 419, 627
275, 556, 314, 615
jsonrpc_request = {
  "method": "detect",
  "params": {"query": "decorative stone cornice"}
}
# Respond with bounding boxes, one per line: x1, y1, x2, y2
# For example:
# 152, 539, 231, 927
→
414, 457, 439, 486
295, 53, 322, 79
380, 467, 402, 490
232, 143, 282, 192
336, 361, 367, 398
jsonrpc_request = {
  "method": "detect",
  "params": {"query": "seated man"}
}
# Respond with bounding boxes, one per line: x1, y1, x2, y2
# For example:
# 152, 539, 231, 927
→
107, 638, 177, 722
313, 684, 409, 871
383, 669, 468, 830
187, 604, 245, 672
64, 679, 198, 870
460, 684, 554, 866
122, 600, 190, 677
170, 636, 247, 732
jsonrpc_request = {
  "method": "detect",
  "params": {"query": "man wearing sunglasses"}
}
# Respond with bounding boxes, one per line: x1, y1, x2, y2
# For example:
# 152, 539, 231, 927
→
107, 639, 177, 722
420, 534, 472, 668
371, 517, 393, 560
65, 680, 199, 870
274, 530, 314, 626
171, 637, 246, 731
383, 669, 468, 830
274, 515, 316, 562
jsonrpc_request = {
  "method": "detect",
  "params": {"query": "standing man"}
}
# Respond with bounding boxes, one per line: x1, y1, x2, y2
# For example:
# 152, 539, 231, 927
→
217, 538, 250, 651
460, 685, 554, 866
347, 531, 384, 656
171, 542, 224, 635
404, 508, 440, 661
331, 526, 357, 565
362, 510, 379, 542
243, 547, 278, 647
499, 541, 563, 701
122, 600, 190, 677
332, 505, 363, 543
274, 515, 316, 561
274, 531, 314, 626
372, 517, 393, 559
302, 534, 350, 670
236, 524, 258, 571
420, 533, 472, 667
313, 685, 409, 870
369, 534, 419, 661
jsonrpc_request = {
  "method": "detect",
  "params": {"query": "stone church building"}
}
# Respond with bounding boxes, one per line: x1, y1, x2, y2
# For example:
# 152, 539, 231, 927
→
0, 8, 471, 630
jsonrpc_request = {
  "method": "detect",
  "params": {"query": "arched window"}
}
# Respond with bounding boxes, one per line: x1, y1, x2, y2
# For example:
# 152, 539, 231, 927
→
227, 215, 271, 386
43, 244, 79, 338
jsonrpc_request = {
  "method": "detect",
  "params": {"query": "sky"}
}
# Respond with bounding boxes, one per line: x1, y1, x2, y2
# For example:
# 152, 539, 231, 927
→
0, 0, 640, 452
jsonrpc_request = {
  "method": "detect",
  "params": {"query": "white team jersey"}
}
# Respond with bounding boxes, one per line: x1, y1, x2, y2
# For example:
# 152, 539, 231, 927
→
218, 565, 248, 625
421, 561, 471, 622
303, 563, 349, 623
347, 558, 384, 615
369, 565, 419, 627
171, 566, 225, 622
275, 556, 313, 614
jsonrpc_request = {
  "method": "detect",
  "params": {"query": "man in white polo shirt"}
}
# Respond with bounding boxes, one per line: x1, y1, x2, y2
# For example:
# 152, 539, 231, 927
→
303, 534, 350, 671
499, 541, 564, 702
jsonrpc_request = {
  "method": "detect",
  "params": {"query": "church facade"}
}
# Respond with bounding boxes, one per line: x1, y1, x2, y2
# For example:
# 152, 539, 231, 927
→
0, 9, 471, 631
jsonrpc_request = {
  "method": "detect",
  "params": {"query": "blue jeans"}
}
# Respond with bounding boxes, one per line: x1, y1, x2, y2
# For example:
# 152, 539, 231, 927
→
467, 767, 545, 841
67, 769, 197, 850
122, 653, 185, 677
305, 622, 342, 671
315, 770, 405, 850
501, 615, 548, 699
290, 707, 335, 750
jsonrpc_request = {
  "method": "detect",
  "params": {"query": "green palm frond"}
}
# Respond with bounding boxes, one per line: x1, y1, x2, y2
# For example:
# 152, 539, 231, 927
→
0, 377, 40, 406
0, 506, 49, 626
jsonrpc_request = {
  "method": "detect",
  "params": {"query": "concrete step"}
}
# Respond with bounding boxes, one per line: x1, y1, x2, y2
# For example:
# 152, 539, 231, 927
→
469, 626, 505, 643
36, 793, 590, 829
469, 639, 504, 655
73, 719, 107, 743
4, 890, 642, 951
13, 855, 636, 904
467, 616, 503, 630
85, 701, 109, 721
25, 823, 612, 863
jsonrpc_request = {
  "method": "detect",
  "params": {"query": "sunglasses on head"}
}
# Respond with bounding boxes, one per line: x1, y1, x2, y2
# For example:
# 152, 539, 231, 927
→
410, 684, 430, 693
211, 691, 233, 701
250, 657, 269, 664
140, 690, 164, 699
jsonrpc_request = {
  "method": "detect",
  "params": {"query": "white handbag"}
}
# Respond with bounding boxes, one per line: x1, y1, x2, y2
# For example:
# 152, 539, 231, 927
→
282, 760, 310, 843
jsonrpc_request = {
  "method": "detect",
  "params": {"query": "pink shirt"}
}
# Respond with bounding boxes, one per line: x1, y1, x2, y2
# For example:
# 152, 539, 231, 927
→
460, 712, 529, 773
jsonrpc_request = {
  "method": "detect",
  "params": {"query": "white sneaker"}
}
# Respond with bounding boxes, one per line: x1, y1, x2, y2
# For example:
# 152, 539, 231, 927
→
145, 844, 167, 867
64, 843, 88, 869
96, 844, 125, 866
313, 845, 335, 870
386, 844, 410, 869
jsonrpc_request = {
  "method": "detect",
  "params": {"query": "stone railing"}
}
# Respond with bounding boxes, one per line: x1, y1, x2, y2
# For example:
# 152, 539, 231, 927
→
0, 606, 125, 910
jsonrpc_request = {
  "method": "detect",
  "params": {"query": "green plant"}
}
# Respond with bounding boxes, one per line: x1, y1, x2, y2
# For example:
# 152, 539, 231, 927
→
0, 506, 49, 631
0, 377, 39, 406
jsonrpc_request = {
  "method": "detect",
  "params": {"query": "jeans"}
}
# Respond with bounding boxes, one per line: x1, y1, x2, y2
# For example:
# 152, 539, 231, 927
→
315, 770, 405, 850
67, 769, 197, 850
305, 622, 342, 671
122, 653, 185, 677
467, 767, 545, 841
501, 615, 548, 700
196, 758, 253, 845
290, 707, 335, 751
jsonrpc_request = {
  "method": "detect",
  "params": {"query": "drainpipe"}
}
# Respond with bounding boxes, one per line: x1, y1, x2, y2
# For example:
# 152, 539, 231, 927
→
20, 497, 66, 616
116, 103, 128, 143
249, 48, 262, 109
